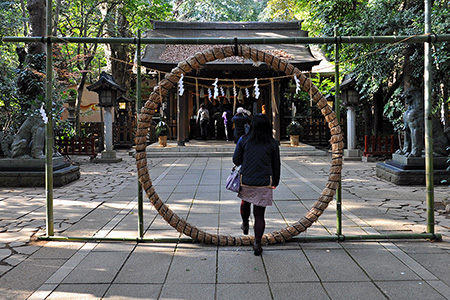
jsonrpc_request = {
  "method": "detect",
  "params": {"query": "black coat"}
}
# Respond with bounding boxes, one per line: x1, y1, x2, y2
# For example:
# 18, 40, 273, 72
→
232, 113, 249, 140
233, 135, 281, 187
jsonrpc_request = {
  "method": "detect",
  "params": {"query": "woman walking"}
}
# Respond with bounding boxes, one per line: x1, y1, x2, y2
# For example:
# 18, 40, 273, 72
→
232, 114, 280, 255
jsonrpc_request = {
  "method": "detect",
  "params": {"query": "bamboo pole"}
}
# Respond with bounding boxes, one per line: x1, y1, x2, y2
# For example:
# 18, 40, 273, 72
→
424, 0, 435, 233
37, 232, 442, 243
334, 27, 342, 236
3, 35, 450, 45
136, 30, 144, 238
45, 0, 54, 237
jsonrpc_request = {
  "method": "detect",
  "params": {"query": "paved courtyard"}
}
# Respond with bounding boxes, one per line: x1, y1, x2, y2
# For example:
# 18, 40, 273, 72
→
0, 142, 449, 300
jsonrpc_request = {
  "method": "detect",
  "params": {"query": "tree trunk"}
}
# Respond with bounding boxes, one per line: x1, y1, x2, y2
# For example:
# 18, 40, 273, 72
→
19, 0, 28, 36
110, 13, 131, 93
373, 85, 384, 135
74, 56, 94, 135
53, 0, 62, 36
362, 103, 372, 137
402, 44, 415, 91
26, 0, 46, 54
442, 85, 450, 134
72, 1, 113, 136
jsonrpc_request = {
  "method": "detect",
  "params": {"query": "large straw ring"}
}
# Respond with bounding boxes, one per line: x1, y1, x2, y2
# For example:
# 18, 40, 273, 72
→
135, 45, 343, 246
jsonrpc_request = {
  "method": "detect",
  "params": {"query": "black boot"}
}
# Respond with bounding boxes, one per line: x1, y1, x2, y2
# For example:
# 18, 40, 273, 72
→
253, 239, 263, 256
240, 222, 249, 235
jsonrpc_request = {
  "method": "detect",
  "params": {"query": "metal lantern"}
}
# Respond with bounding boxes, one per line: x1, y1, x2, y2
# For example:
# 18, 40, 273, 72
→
339, 74, 360, 107
342, 88, 360, 106
117, 95, 130, 111
98, 88, 116, 107
87, 72, 124, 107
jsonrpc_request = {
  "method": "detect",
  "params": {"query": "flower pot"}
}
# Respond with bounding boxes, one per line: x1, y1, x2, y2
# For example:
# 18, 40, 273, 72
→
158, 136, 167, 147
290, 135, 299, 147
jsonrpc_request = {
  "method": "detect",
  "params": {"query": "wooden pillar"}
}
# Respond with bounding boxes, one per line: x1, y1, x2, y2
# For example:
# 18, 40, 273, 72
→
177, 91, 188, 146
271, 80, 281, 141
167, 91, 175, 138
263, 85, 271, 121
184, 92, 190, 142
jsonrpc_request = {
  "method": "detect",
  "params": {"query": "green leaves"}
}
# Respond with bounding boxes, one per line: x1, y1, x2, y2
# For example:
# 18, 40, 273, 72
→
175, 0, 267, 21
302, 0, 450, 135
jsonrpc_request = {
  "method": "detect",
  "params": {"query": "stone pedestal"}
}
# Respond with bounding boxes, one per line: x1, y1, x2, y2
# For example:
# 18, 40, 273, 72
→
0, 157, 80, 187
92, 150, 122, 163
344, 149, 361, 161
343, 107, 361, 161
376, 154, 450, 185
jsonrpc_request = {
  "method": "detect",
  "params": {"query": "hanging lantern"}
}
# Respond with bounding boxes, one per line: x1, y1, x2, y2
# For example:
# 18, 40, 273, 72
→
200, 87, 205, 98
238, 89, 244, 101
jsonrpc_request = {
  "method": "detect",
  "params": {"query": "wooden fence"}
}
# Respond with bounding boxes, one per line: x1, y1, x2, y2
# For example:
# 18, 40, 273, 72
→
363, 135, 396, 157
55, 136, 97, 158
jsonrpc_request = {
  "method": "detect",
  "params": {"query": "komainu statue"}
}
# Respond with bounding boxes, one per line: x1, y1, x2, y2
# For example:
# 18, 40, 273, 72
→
0, 50, 47, 159
396, 87, 450, 157
1, 114, 45, 159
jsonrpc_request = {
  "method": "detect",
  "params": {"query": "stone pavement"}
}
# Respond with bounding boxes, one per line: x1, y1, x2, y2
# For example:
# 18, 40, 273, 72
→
0, 141, 449, 300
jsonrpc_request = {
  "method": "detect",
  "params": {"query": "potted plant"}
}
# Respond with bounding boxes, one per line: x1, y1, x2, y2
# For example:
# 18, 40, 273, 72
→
286, 120, 303, 147
155, 120, 170, 147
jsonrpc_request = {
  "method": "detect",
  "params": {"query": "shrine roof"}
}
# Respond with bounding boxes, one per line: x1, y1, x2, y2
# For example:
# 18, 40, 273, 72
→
141, 21, 321, 75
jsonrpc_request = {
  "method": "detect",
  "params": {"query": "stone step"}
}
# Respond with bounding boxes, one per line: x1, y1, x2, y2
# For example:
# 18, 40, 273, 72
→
142, 141, 326, 157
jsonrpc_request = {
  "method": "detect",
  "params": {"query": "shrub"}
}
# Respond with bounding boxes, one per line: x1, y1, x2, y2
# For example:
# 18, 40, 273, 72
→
286, 121, 302, 136
155, 121, 170, 137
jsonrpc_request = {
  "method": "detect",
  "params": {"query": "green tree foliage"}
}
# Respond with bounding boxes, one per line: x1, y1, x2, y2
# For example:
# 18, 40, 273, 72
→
295, 0, 450, 136
121, 0, 173, 31
258, 0, 308, 21
53, 0, 173, 134
173, 0, 267, 21
0, 0, 27, 132
0, 1, 23, 37
1, 0, 173, 136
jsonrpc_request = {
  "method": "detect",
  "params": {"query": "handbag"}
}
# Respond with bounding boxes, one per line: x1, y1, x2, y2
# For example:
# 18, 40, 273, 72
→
225, 166, 241, 193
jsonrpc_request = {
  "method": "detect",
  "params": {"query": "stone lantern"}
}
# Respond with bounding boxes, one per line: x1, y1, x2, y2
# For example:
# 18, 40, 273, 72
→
87, 72, 124, 163
340, 74, 361, 160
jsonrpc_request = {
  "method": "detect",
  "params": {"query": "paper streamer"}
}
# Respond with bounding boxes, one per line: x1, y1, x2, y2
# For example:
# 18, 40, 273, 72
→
39, 103, 48, 124
178, 74, 185, 96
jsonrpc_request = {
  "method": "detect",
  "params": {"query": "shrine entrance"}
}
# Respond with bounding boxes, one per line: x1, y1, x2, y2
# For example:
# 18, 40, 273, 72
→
141, 21, 322, 144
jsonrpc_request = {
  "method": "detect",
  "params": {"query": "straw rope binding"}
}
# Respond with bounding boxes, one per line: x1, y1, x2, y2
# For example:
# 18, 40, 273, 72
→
135, 45, 343, 246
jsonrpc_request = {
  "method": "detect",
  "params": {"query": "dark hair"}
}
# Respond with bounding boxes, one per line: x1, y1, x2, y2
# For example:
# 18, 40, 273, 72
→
248, 114, 273, 144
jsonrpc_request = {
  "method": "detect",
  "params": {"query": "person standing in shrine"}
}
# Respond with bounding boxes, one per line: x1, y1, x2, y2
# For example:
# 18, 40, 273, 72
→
232, 107, 249, 143
222, 105, 234, 142
197, 103, 210, 140
213, 108, 226, 140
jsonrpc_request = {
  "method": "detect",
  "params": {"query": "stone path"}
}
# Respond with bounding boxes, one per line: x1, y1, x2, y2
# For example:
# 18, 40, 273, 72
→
0, 146, 449, 299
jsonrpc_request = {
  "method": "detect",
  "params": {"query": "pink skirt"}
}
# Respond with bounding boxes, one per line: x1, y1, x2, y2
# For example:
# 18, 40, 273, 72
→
238, 185, 273, 207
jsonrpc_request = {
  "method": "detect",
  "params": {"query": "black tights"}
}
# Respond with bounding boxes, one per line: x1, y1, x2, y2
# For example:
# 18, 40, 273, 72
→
240, 200, 266, 241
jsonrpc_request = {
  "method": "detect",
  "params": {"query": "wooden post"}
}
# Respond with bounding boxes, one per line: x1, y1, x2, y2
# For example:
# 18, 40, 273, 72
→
177, 91, 187, 146
271, 80, 280, 141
